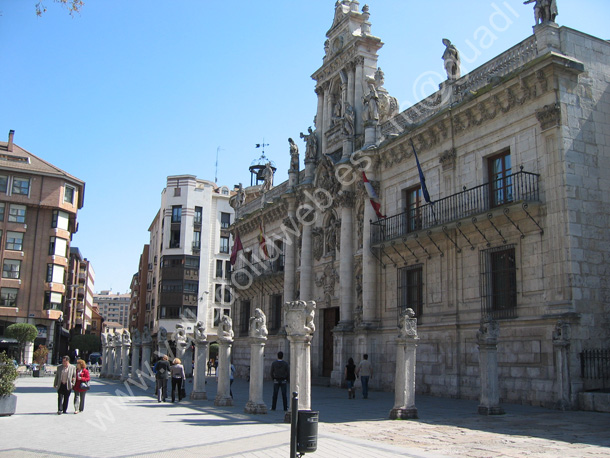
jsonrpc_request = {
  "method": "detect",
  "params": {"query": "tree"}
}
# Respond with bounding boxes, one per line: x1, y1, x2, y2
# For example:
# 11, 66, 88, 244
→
35, 0, 84, 16
0, 352, 18, 398
5, 323, 38, 364
70, 334, 101, 359
32, 345, 50, 365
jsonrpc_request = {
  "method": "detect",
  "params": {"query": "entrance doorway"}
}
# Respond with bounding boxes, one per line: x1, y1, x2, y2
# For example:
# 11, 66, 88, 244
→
322, 307, 340, 377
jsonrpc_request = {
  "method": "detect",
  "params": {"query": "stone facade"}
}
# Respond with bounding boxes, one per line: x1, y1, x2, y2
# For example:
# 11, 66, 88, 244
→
229, 2, 610, 409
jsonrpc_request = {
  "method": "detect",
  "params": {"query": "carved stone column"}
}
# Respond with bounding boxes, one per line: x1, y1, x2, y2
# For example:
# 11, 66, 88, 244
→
299, 200, 314, 301
245, 309, 268, 414
390, 309, 419, 419
284, 301, 316, 422
338, 190, 355, 325
130, 332, 141, 381
282, 203, 297, 304
214, 316, 234, 406
553, 321, 572, 410
191, 321, 208, 400
354, 57, 365, 136
362, 163, 379, 327
477, 319, 504, 415
120, 334, 131, 382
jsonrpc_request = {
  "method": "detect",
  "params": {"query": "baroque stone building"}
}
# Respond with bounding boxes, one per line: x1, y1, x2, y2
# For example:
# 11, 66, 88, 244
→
230, 1, 610, 409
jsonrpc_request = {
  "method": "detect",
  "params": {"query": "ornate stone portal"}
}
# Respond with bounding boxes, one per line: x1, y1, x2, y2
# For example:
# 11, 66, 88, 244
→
245, 308, 269, 414
389, 308, 419, 419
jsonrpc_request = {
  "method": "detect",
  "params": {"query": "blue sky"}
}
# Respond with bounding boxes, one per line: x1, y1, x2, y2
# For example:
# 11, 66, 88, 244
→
0, 0, 608, 293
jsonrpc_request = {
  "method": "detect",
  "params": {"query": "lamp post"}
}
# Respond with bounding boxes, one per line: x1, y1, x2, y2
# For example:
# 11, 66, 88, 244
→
54, 314, 64, 365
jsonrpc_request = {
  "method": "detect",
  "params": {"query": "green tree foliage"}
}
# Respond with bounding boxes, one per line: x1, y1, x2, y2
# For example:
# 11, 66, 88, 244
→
35, 0, 84, 16
5, 323, 38, 363
70, 334, 101, 357
0, 351, 18, 397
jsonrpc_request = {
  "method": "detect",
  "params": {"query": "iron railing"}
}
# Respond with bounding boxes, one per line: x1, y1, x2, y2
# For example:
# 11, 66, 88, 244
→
230, 255, 285, 286
581, 349, 610, 389
371, 170, 540, 245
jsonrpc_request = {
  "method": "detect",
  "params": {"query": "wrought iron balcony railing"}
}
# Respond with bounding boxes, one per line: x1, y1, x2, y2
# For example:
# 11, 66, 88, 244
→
371, 170, 540, 245
230, 255, 285, 286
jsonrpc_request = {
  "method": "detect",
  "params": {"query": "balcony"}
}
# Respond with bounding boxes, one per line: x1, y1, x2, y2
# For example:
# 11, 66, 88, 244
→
231, 256, 284, 286
372, 170, 540, 245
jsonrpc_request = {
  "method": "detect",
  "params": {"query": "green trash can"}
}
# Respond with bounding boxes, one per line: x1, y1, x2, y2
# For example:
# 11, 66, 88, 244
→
297, 410, 318, 453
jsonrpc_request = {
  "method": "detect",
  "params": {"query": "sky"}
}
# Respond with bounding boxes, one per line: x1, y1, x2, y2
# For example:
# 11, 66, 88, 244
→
0, 0, 608, 294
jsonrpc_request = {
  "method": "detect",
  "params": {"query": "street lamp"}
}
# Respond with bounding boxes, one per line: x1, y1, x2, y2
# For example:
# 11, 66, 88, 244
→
54, 314, 64, 365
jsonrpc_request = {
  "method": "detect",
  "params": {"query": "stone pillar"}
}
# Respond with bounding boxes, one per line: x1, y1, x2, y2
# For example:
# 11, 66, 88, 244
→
130, 332, 141, 380
282, 202, 297, 304
113, 334, 122, 379
477, 319, 504, 415
284, 300, 316, 421
100, 333, 109, 378
120, 334, 131, 382
299, 221, 313, 301
105, 337, 114, 379
553, 321, 572, 410
141, 340, 152, 376
191, 321, 208, 400
214, 316, 234, 406
245, 308, 269, 414
534, 21, 560, 53
362, 160, 379, 326
390, 309, 419, 419
354, 57, 365, 136
338, 190, 355, 324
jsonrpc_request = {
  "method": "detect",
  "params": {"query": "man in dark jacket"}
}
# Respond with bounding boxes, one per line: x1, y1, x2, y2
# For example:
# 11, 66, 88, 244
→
154, 355, 171, 402
53, 355, 76, 414
270, 351, 289, 411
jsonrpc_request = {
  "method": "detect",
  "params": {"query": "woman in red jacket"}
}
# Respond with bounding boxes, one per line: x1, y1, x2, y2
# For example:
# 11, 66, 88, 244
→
73, 359, 91, 414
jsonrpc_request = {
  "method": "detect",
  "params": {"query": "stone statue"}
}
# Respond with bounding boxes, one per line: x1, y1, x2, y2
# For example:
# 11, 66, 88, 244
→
524, 0, 558, 24
174, 324, 188, 348
218, 315, 234, 342
142, 325, 152, 344
194, 321, 206, 343
132, 329, 141, 346
343, 102, 355, 137
476, 319, 499, 345
235, 183, 246, 207
114, 330, 121, 345
398, 308, 418, 338
442, 38, 461, 80
158, 327, 167, 343
260, 162, 274, 193
362, 82, 379, 123
305, 301, 316, 334
288, 138, 299, 171
332, 99, 342, 125
300, 127, 318, 161
249, 308, 269, 339
100, 332, 107, 346
122, 329, 131, 345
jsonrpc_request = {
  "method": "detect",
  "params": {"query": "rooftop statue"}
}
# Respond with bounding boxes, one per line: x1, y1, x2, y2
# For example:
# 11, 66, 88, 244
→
442, 38, 461, 80
288, 138, 299, 172
300, 126, 319, 162
524, 0, 558, 25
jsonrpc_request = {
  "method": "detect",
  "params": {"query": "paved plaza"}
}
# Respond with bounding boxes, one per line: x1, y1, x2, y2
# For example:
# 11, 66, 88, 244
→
1, 373, 609, 458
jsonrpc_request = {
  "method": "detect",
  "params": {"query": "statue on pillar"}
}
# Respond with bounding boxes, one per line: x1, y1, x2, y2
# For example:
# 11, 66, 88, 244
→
524, 0, 558, 24
100, 332, 107, 346
398, 308, 418, 338
174, 324, 188, 348
218, 315, 234, 342
300, 127, 318, 162
142, 325, 152, 344
260, 162, 275, 193
442, 38, 461, 80
132, 329, 141, 346
194, 321, 207, 343
249, 308, 269, 339
288, 138, 299, 172
122, 329, 131, 345
158, 327, 168, 345
476, 319, 499, 345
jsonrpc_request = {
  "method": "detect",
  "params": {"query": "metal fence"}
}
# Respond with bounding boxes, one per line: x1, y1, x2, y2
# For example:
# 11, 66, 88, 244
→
581, 349, 610, 389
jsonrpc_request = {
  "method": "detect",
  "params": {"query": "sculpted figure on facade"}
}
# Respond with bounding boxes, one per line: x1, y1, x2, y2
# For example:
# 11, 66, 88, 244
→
260, 162, 274, 193
300, 126, 319, 162
524, 0, 558, 24
343, 102, 355, 137
362, 82, 379, 124
305, 301, 316, 334
235, 183, 246, 208
218, 315, 234, 342
398, 308, 418, 338
142, 325, 152, 344
332, 98, 343, 126
284, 300, 316, 337
442, 38, 461, 80
249, 308, 269, 339
288, 138, 299, 172
312, 227, 324, 261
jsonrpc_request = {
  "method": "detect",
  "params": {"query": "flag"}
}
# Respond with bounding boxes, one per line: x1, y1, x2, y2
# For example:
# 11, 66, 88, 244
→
258, 222, 269, 259
230, 231, 243, 265
362, 171, 386, 219
410, 139, 432, 203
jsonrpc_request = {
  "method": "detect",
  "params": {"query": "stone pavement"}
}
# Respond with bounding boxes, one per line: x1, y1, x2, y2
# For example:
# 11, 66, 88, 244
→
1, 373, 609, 458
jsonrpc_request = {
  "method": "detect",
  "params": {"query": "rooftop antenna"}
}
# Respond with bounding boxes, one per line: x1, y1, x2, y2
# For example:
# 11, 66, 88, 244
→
215, 147, 224, 183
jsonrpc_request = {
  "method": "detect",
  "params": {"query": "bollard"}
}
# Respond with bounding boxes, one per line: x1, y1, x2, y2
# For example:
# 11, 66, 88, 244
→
290, 392, 298, 458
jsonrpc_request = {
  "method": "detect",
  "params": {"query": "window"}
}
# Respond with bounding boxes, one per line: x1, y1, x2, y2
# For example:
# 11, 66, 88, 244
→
0, 176, 7, 193
161, 280, 182, 292
221, 212, 231, 229
0, 288, 18, 307
160, 306, 180, 319
488, 151, 513, 207
214, 284, 222, 303
216, 260, 223, 278
12, 177, 30, 196
404, 186, 423, 233
52, 210, 70, 230
0, 203, 4, 221
8, 204, 26, 223
3, 259, 21, 279
44, 292, 63, 310
64, 185, 75, 204
269, 294, 283, 331
184, 281, 198, 294
46, 264, 65, 283
240, 300, 251, 335
480, 245, 517, 319
220, 236, 229, 253
194, 206, 202, 225
170, 229, 180, 248
6, 231, 23, 251
171, 206, 182, 223
213, 308, 231, 327
49, 237, 68, 257
193, 231, 201, 249
225, 261, 232, 280
398, 265, 423, 319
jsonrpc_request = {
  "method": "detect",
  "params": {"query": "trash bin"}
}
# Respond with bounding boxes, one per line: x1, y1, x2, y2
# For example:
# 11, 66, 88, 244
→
32, 369, 40, 378
297, 410, 318, 453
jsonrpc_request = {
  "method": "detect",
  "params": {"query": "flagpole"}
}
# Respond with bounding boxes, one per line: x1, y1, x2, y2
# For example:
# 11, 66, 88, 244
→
409, 139, 437, 227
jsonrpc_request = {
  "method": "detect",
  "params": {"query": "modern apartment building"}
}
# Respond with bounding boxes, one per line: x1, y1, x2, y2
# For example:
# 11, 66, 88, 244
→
0, 130, 85, 362
66, 247, 95, 335
93, 290, 131, 329
146, 175, 234, 340
129, 244, 149, 333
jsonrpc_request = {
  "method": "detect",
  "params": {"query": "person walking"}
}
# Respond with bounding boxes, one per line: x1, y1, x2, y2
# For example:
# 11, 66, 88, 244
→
154, 355, 171, 402
53, 355, 76, 414
170, 358, 186, 403
270, 351, 289, 411
345, 357, 357, 399
73, 359, 91, 414
207, 358, 213, 376
356, 354, 373, 399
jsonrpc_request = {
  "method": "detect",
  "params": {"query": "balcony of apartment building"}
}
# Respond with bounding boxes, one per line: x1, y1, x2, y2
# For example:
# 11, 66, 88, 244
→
371, 169, 542, 248
231, 255, 285, 286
